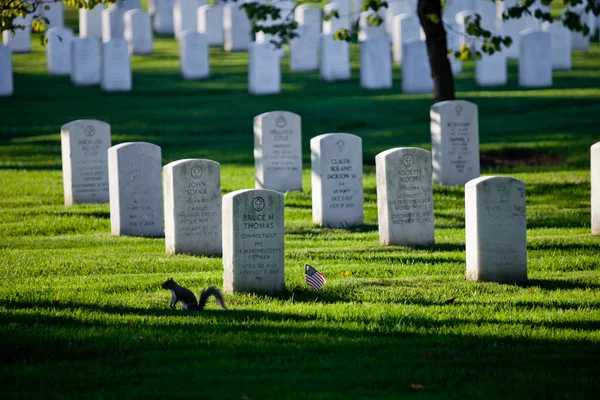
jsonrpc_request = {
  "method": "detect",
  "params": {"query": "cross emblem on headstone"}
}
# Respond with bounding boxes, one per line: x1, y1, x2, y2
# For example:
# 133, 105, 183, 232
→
337, 140, 345, 152
455, 104, 463, 116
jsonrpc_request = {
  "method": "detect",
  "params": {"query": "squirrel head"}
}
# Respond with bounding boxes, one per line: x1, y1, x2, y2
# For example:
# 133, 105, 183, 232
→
161, 277, 176, 289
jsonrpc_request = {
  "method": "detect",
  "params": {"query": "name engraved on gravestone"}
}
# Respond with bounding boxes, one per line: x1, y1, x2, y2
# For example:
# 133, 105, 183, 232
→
164, 159, 221, 255
430, 100, 480, 186
223, 189, 285, 294
108, 142, 164, 237
254, 111, 302, 192
0, 44, 13, 96
311, 133, 364, 228
465, 176, 527, 283
61, 120, 111, 206
376, 147, 435, 246
71, 37, 101, 86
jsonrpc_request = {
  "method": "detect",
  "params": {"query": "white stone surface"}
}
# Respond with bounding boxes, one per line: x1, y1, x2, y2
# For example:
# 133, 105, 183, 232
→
174, 0, 206, 39
430, 100, 480, 186
180, 31, 209, 79
360, 35, 392, 89
393, 14, 420, 64
101, 39, 132, 92
71, 37, 101, 86
386, 0, 413, 36
118, 0, 142, 10
475, 51, 507, 86
61, 120, 111, 206
329, 0, 351, 30
222, 189, 285, 294
108, 142, 164, 237
46, 27, 73, 75
124, 10, 153, 55
445, 20, 463, 74
223, 3, 250, 51
592, 142, 600, 234
320, 34, 350, 81
496, 0, 521, 59
519, 29, 552, 88
248, 42, 281, 95
197, 5, 224, 47
376, 147, 435, 246
0, 44, 12, 97
455, 10, 477, 49
254, 111, 302, 192
311, 133, 364, 228
476, 0, 498, 34
322, 4, 345, 34
43, 1, 65, 29
153, 0, 175, 35
444, 0, 474, 22
359, 11, 386, 41
541, 22, 571, 71
163, 159, 222, 255
295, 4, 322, 28
402, 39, 433, 94
465, 176, 527, 283
102, 5, 124, 43
3, 15, 32, 53
80, 4, 104, 39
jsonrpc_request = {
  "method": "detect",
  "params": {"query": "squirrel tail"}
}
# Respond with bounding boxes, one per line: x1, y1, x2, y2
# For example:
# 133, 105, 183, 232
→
198, 286, 227, 311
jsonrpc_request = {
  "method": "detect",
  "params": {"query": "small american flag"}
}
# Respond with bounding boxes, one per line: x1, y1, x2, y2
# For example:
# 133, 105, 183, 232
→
305, 264, 326, 291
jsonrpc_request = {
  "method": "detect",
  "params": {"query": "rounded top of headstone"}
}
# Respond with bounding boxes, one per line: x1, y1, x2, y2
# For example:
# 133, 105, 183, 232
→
465, 176, 525, 190
163, 158, 220, 173
311, 133, 361, 145
376, 147, 431, 163
46, 26, 74, 37
109, 141, 161, 153
519, 28, 547, 38
431, 99, 477, 112
591, 142, 600, 151
296, 4, 321, 11
323, 3, 338, 12
395, 13, 416, 22
61, 119, 110, 134
255, 111, 301, 126
223, 188, 284, 202
124, 9, 146, 17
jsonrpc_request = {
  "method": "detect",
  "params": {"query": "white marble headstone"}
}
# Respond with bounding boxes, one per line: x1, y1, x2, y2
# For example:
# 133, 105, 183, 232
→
320, 34, 350, 81
61, 120, 111, 206
591, 142, 600, 234
46, 27, 73, 75
393, 14, 420, 64
327, 0, 350, 31
80, 4, 104, 39
475, 51, 507, 86
254, 111, 302, 192
3, 15, 32, 53
311, 133, 364, 228
153, 0, 175, 35
496, 0, 521, 59
322, 3, 345, 34
124, 9, 153, 55
290, 24, 320, 72
180, 31, 209, 79
248, 42, 281, 95
102, 5, 125, 43
108, 142, 164, 237
223, 3, 250, 51
402, 39, 434, 94
197, 5, 224, 47
295, 4, 322, 28
101, 39, 132, 92
541, 22, 571, 71
71, 37, 101, 86
223, 189, 285, 294
174, 0, 205, 39
443, 0, 474, 21
0, 44, 12, 97
465, 176, 527, 283
358, 11, 386, 41
43, 1, 65, 29
376, 147, 435, 246
519, 29, 552, 88
386, 0, 412, 36
360, 35, 392, 89
430, 100, 480, 186
163, 159, 222, 255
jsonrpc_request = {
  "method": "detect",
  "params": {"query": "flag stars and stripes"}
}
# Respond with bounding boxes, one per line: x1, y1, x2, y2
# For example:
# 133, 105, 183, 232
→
305, 264, 326, 291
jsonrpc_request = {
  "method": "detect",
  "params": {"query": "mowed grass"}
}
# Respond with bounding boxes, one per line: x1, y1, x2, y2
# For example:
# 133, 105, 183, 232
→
1, 8, 600, 398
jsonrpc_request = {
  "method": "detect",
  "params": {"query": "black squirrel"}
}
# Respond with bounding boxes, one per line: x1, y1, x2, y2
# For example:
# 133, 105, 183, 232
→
161, 278, 227, 311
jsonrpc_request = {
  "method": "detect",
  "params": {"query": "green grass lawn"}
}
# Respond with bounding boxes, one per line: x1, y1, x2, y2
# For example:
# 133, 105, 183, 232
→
1, 9, 600, 398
